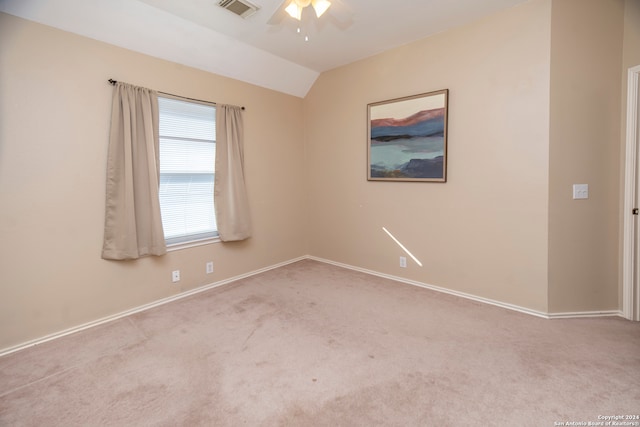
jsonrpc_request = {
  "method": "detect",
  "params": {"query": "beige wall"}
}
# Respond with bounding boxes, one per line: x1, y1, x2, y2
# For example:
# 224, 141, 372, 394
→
0, 13, 307, 350
304, 0, 552, 312
547, 0, 625, 313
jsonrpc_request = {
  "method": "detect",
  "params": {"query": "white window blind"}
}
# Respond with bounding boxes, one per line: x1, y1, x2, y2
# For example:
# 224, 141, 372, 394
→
158, 96, 217, 245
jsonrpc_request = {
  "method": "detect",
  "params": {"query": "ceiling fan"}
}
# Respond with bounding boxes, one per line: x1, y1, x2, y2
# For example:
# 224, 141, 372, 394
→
283, 0, 331, 20
267, 0, 354, 38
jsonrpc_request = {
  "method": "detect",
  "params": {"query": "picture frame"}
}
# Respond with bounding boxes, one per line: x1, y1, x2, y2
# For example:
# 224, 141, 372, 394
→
367, 89, 448, 182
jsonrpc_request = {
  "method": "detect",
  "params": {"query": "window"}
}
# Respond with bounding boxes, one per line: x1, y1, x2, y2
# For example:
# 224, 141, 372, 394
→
158, 96, 218, 246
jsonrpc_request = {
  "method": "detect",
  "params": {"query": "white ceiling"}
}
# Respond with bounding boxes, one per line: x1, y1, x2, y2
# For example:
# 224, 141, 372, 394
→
0, 0, 528, 97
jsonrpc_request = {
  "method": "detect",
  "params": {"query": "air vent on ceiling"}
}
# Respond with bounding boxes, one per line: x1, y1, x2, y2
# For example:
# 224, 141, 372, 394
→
218, 0, 260, 18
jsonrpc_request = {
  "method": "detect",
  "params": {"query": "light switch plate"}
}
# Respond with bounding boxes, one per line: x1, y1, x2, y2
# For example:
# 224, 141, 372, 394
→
573, 184, 588, 200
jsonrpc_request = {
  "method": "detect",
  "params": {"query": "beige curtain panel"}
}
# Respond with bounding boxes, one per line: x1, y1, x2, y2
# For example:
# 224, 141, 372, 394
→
215, 105, 252, 241
102, 82, 166, 260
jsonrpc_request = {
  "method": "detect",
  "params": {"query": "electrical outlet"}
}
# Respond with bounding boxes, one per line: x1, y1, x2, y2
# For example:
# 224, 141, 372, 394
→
400, 256, 407, 268
206, 261, 214, 274
172, 270, 180, 282
573, 184, 589, 200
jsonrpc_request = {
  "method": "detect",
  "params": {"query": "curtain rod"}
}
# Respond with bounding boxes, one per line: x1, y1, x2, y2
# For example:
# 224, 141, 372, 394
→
107, 79, 245, 110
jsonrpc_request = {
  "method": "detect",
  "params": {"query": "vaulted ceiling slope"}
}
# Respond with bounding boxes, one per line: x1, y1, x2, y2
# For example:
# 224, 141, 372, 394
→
0, 0, 528, 98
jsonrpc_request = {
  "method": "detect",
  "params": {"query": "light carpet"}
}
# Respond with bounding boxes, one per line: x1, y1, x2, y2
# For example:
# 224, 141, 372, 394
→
1, 259, 639, 426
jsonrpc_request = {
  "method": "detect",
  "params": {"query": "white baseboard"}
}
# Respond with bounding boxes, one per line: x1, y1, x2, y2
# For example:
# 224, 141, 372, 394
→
547, 310, 624, 319
307, 256, 550, 319
1, 255, 625, 357
0, 256, 307, 357
307, 256, 625, 321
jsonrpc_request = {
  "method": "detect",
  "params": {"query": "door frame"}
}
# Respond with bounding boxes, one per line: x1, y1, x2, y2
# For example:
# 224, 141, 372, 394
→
622, 64, 640, 321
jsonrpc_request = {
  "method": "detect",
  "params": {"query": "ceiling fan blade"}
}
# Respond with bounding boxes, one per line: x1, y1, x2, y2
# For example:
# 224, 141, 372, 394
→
325, 0, 354, 29
266, 0, 290, 26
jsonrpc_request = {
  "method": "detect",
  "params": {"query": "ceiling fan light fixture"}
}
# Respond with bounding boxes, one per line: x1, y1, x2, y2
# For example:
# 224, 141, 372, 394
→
285, 1, 302, 20
285, 0, 330, 21
311, 0, 331, 18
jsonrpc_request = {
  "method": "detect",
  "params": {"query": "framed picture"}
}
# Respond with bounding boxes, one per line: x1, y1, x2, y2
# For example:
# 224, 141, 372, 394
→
368, 89, 448, 182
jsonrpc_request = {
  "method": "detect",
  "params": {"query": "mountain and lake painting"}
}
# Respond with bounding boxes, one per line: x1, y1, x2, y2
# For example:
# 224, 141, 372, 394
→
368, 90, 448, 182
